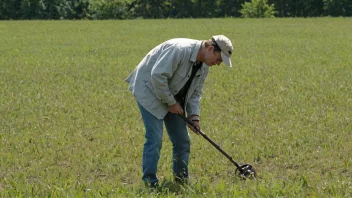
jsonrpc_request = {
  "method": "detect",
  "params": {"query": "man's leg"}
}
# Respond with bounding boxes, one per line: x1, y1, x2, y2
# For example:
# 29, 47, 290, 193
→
137, 102, 163, 187
164, 113, 190, 183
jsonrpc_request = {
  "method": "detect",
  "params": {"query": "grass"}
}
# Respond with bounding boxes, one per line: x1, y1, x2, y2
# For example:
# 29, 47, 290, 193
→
0, 18, 351, 197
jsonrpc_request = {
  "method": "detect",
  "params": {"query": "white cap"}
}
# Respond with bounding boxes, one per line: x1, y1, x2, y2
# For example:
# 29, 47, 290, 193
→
212, 35, 234, 67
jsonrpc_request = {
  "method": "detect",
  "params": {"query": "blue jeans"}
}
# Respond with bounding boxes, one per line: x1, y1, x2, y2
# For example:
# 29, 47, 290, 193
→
137, 102, 190, 185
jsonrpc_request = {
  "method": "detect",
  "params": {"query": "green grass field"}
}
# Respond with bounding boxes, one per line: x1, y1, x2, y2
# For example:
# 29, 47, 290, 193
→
1, 18, 351, 197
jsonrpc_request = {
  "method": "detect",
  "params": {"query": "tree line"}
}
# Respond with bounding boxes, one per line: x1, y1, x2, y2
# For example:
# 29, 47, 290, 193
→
1, 0, 351, 20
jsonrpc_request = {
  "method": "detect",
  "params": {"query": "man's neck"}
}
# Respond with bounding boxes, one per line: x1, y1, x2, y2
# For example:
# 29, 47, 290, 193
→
195, 41, 205, 64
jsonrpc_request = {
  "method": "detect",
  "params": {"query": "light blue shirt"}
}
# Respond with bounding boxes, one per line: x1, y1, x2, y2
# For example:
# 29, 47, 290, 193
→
125, 38, 209, 119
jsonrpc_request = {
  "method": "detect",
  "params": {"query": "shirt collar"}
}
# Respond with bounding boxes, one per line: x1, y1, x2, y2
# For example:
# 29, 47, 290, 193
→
190, 40, 202, 63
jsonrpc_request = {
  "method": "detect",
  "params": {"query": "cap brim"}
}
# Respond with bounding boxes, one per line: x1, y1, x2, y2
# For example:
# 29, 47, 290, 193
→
221, 52, 232, 67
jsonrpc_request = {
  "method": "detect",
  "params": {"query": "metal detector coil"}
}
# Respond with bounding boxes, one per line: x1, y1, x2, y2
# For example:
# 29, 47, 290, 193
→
235, 164, 256, 179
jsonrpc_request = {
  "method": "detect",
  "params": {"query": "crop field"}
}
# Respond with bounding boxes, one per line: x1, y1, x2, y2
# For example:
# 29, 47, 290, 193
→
1, 18, 351, 197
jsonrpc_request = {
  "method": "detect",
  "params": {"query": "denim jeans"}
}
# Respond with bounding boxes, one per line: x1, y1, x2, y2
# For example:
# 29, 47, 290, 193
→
137, 102, 190, 185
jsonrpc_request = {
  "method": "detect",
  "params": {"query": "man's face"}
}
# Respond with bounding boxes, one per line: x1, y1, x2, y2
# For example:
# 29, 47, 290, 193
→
204, 47, 222, 66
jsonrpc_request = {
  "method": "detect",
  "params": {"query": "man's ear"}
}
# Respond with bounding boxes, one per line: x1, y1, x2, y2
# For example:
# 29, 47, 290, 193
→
207, 45, 214, 52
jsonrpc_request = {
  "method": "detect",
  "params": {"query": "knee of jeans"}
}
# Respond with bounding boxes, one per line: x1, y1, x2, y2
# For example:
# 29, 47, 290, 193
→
145, 131, 162, 144
184, 142, 190, 153
145, 138, 162, 150
176, 137, 190, 152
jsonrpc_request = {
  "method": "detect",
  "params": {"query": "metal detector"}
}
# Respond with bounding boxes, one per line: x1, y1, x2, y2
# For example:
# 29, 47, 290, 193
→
179, 114, 257, 180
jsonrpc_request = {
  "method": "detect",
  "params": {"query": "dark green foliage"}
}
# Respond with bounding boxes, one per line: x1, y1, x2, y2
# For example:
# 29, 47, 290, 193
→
89, 0, 132, 19
323, 0, 352, 16
0, 0, 351, 19
239, 0, 277, 18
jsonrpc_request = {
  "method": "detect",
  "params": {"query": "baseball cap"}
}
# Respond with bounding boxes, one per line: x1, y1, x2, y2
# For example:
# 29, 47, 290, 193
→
212, 35, 234, 67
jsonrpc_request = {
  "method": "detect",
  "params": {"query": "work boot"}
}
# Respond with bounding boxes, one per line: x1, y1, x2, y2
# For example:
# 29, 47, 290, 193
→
144, 181, 158, 189
174, 176, 189, 185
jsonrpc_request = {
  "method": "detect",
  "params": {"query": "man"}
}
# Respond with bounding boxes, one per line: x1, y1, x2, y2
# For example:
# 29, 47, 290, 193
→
125, 35, 233, 187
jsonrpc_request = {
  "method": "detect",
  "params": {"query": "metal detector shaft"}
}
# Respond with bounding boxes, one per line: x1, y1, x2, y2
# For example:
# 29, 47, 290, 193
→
178, 114, 241, 169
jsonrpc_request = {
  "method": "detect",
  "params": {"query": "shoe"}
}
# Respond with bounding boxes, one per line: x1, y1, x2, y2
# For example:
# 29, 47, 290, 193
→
144, 181, 158, 189
174, 176, 189, 185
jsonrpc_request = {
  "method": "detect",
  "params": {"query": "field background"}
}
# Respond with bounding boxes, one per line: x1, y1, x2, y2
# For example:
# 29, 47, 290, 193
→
1, 18, 351, 197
